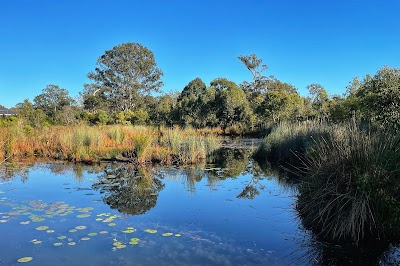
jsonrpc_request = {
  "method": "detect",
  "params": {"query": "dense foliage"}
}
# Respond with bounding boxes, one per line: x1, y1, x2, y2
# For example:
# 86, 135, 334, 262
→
1, 42, 399, 134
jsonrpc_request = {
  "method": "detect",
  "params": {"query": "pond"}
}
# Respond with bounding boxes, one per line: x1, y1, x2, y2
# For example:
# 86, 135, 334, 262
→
0, 147, 399, 265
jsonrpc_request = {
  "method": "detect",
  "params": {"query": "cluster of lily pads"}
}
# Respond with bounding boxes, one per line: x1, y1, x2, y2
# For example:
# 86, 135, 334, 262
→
0, 191, 184, 263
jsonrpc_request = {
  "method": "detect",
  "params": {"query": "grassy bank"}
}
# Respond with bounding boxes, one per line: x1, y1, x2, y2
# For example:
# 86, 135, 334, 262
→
255, 122, 400, 243
0, 125, 220, 165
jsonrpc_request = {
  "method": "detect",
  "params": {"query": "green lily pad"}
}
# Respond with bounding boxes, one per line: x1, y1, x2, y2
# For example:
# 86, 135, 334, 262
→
17, 257, 33, 263
88, 233, 97, 237
162, 232, 173, 237
108, 223, 116, 227
46, 230, 55, 233
99, 231, 108, 234
75, 226, 86, 230
68, 242, 76, 246
130, 238, 139, 242
53, 242, 63, 247
36, 226, 49, 231
144, 229, 157, 234
81, 237, 90, 241
58, 236, 67, 240
69, 229, 77, 233
95, 218, 103, 221
122, 229, 135, 233
116, 244, 126, 249
175, 234, 181, 237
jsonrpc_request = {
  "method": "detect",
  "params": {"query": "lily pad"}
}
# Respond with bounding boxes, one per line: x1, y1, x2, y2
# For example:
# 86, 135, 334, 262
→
20, 221, 30, 225
88, 233, 97, 237
76, 214, 90, 218
17, 257, 33, 263
122, 229, 135, 233
53, 242, 63, 247
68, 242, 76, 246
36, 226, 49, 231
81, 237, 90, 241
108, 223, 116, 227
58, 236, 67, 240
144, 229, 157, 234
69, 229, 77, 233
0, 220, 7, 223
46, 230, 55, 233
75, 226, 87, 230
175, 234, 181, 237
162, 232, 173, 237
99, 231, 108, 234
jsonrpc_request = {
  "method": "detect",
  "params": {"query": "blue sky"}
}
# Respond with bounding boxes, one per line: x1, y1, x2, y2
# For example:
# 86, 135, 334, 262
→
0, 0, 399, 108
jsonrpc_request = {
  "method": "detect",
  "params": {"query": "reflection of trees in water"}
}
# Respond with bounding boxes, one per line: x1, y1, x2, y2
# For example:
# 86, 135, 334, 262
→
0, 161, 33, 182
92, 164, 165, 215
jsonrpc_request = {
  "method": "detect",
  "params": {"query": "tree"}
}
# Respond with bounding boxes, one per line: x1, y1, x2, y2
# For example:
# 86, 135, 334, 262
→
356, 66, 400, 129
176, 78, 207, 127
33, 85, 74, 122
307, 83, 330, 120
83, 42, 163, 113
238, 54, 269, 93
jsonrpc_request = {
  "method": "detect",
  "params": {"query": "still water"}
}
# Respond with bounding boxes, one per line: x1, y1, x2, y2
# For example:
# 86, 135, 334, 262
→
1, 147, 398, 265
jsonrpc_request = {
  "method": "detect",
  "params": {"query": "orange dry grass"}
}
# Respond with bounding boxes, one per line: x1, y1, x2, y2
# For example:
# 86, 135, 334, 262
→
0, 125, 220, 164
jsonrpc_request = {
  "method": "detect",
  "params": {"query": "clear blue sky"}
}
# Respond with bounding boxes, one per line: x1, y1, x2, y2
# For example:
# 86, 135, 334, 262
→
0, 0, 399, 108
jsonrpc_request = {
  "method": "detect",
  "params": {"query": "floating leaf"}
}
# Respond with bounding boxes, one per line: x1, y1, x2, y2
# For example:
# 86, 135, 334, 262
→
68, 242, 76, 246
174, 234, 181, 237
95, 218, 103, 221
88, 233, 97, 237
32, 240, 42, 245
116, 244, 126, 249
69, 229, 77, 233
46, 230, 55, 233
20, 221, 30, 225
36, 226, 49, 231
108, 223, 116, 227
122, 229, 135, 233
31, 218, 45, 222
144, 229, 157, 234
58, 236, 67, 240
76, 214, 90, 218
0, 220, 7, 223
17, 257, 33, 263
53, 242, 63, 247
99, 231, 108, 234
81, 237, 90, 241
162, 233, 173, 237
75, 226, 86, 230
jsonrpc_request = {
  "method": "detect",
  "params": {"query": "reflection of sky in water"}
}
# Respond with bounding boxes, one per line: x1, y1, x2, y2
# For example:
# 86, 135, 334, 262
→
0, 162, 308, 265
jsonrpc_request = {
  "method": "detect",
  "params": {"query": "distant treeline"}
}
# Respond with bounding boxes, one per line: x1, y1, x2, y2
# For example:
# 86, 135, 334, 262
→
2, 42, 399, 132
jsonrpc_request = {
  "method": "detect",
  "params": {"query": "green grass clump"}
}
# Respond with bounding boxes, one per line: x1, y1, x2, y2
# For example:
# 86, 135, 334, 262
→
253, 121, 330, 167
297, 124, 400, 243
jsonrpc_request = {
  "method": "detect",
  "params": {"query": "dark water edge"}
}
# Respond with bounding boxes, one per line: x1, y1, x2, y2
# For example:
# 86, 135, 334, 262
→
0, 146, 400, 265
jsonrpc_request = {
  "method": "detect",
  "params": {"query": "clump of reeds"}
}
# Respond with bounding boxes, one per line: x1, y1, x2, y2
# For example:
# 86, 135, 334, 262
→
131, 128, 156, 163
253, 121, 330, 167
296, 124, 400, 243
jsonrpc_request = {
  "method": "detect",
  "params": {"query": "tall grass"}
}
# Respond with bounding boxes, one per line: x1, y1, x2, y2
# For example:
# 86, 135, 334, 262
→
253, 121, 330, 168
257, 121, 400, 243
297, 124, 400, 243
0, 125, 221, 165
